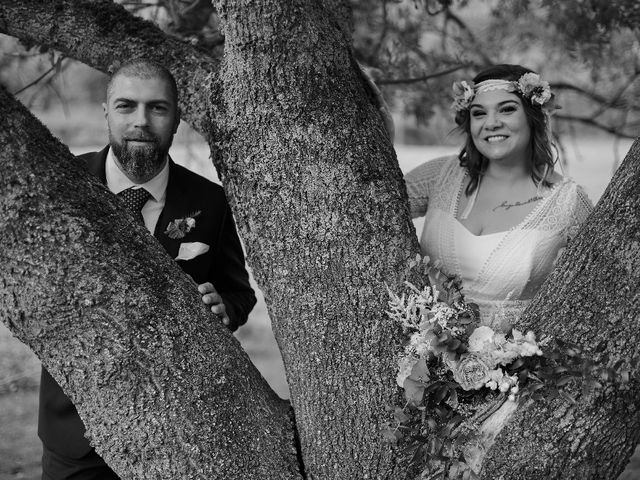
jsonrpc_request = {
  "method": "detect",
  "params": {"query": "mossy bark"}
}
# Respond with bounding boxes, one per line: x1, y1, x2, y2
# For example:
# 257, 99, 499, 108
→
0, 87, 301, 479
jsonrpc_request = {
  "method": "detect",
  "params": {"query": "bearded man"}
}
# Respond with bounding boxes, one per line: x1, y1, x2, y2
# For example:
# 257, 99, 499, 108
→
38, 59, 256, 480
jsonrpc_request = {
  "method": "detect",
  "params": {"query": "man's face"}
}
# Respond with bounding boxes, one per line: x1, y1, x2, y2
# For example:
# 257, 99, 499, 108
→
103, 75, 180, 184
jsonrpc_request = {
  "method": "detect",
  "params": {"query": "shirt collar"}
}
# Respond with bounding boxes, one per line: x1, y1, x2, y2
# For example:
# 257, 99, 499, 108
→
105, 147, 169, 202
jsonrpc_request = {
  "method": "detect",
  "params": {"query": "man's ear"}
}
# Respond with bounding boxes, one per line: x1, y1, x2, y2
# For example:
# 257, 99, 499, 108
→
102, 102, 108, 119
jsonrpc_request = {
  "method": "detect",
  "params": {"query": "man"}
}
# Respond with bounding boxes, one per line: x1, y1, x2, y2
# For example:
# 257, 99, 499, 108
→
38, 59, 256, 479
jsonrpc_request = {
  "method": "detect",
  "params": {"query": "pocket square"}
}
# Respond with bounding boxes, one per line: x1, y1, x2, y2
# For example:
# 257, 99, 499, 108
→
175, 242, 210, 261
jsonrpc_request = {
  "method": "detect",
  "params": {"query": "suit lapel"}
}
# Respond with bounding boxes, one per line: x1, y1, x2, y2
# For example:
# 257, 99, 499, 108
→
82, 146, 109, 184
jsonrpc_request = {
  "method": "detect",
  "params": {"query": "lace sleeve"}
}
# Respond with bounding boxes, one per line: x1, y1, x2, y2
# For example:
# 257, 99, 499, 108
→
567, 184, 594, 240
404, 156, 454, 219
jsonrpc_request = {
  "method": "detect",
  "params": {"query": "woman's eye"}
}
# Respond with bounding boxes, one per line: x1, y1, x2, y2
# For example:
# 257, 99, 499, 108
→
501, 105, 517, 113
470, 110, 485, 117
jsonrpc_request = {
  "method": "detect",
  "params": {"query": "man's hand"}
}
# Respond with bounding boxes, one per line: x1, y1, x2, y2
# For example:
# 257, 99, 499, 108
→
198, 282, 232, 329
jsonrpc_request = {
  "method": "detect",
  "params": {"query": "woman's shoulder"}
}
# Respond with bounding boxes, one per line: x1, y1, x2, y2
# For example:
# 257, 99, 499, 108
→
544, 172, 594, 213
427, 154, 459, 170
405, 154, 460, 179
546, 172, 589, 196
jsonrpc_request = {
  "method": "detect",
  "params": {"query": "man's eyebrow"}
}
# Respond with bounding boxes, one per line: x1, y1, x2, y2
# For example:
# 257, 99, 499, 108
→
111, 97, 171, 105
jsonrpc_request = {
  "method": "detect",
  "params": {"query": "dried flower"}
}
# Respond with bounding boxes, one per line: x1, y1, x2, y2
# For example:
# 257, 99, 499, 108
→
452, 80, 475, 112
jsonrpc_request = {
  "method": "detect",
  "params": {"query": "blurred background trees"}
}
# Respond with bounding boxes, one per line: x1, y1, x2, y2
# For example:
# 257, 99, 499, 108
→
2, 0, 639, 146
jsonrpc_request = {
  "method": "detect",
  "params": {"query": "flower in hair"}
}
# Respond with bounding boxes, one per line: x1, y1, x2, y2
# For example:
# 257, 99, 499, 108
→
452, 80, 475, 112
517, 73, 552, 106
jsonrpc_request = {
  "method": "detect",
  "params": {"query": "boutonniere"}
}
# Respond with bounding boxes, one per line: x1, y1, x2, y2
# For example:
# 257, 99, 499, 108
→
164, 211, 201, 239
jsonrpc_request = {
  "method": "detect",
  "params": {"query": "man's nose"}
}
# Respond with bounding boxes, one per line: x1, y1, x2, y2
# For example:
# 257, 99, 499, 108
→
133, 106, 150, 127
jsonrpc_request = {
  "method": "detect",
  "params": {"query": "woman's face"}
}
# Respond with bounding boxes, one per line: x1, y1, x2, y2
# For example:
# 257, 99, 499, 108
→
469, 89, 531, 167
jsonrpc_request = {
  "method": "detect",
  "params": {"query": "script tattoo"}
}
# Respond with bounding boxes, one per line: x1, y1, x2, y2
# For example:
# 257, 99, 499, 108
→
493, 195, 543, 212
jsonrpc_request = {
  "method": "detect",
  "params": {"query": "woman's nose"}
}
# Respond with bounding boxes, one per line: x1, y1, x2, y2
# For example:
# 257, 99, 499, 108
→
484, 111, 502, 129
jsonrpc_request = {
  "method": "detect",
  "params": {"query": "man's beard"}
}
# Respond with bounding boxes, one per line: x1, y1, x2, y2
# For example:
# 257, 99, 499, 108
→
109, 129, 172, 183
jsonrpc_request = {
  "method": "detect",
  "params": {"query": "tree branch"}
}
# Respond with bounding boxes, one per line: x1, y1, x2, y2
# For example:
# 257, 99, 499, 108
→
443, 9, 494, 66
377, 64, 467, 85
0, 0, 219, 137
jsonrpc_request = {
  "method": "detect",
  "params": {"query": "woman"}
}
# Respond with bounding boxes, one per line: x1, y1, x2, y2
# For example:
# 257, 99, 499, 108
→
404, 64, 593, 332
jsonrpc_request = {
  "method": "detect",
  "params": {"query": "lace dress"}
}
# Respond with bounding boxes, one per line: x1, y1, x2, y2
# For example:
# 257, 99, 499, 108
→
405, 155, 593, 331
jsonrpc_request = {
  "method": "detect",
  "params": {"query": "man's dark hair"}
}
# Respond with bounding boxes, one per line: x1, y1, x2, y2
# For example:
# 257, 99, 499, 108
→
106, 59, 178, 106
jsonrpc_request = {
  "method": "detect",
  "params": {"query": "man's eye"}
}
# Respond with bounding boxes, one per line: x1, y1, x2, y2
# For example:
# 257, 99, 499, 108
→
115, 103, 133, 110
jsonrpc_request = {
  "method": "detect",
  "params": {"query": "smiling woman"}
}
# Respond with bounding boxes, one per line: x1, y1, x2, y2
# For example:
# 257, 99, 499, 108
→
404, 64, 593, 331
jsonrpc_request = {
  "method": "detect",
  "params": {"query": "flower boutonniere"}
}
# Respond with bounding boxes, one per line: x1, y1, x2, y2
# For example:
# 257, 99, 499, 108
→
164, 211, 201, 239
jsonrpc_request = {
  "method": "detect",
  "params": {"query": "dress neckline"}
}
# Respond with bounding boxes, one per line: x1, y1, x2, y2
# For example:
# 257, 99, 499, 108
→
453, 170, 566, 237
453, 219, 508, 238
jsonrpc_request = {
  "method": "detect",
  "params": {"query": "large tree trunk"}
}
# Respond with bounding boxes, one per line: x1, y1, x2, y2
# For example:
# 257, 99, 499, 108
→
1, 0, 639, 479
213, 1, 418, 477
0, 87, 301, 479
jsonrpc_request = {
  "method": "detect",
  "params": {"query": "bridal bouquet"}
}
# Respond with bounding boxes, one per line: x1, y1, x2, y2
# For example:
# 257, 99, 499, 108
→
390, 282, 542, 406
383, 256, 633, 480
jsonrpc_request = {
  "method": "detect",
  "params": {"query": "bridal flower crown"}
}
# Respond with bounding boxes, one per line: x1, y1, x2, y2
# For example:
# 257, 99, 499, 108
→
452, 73, 553, 112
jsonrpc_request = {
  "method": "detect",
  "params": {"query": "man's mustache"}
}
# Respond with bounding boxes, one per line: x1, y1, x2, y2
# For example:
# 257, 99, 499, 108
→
123, 133, 158, 143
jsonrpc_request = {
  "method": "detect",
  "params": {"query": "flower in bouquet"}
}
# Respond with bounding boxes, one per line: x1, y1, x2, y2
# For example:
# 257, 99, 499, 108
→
452, 354, 492, 391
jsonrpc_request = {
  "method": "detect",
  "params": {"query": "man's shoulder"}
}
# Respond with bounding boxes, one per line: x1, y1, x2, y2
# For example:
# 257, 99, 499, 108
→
75, 147, 109, 180
170, 161, 226, 199
76, 151, 98, 161
75, 146, 109, 162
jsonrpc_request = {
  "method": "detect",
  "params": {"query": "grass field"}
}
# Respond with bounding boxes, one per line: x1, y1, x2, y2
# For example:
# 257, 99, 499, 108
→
1, 139, 639, 479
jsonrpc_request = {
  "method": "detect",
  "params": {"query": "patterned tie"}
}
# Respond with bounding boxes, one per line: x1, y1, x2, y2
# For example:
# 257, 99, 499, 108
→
118, 187, 151, 226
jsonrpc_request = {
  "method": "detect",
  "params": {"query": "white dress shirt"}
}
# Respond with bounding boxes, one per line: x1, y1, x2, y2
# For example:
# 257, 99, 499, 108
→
105, 147, 169, 234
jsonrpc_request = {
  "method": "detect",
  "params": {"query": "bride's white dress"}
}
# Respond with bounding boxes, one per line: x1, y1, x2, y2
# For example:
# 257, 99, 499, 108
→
405, 155, 593, 331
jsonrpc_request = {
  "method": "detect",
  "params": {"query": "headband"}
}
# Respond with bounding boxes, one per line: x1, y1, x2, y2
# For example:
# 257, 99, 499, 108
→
452, 73, 552, 112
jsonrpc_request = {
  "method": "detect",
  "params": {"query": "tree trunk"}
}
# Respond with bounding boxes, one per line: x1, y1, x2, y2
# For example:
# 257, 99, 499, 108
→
0, 87, 301, 479
479, 140, 640, 479
212, 1, 418, 477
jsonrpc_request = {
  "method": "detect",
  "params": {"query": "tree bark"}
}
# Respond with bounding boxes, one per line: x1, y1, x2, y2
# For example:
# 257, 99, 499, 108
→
480, 139, 640, 479
212, 1, 419, 477
0, 87, 301, 479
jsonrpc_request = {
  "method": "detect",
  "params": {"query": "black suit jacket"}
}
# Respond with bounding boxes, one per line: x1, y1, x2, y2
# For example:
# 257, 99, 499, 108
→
39, 146, 256, 459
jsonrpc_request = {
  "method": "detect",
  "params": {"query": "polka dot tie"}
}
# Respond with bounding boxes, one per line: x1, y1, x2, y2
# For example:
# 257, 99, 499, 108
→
117, 187, 151, 226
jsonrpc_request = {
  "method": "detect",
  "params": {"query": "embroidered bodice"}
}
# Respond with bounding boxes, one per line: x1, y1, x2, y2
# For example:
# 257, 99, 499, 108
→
405, 155, 593, 331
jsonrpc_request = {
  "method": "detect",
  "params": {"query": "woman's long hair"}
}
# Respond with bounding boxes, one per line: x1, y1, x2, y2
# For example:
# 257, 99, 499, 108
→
454, 64, 556, 196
